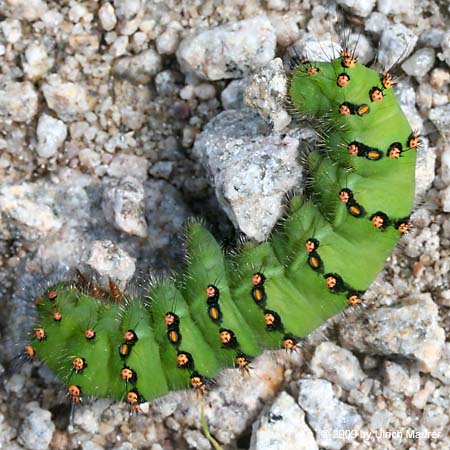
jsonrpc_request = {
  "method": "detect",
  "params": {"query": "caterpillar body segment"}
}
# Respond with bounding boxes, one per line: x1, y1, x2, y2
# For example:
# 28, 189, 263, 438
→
29, 54, 416, 407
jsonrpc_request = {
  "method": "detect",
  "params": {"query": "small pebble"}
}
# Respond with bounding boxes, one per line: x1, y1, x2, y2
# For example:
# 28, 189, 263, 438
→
401, 47, 436, 77
98, 2, 117, 31
18, 403, 55, 450
113, 48, 162, 84
36, 113, 67, 158
336, 0, 375, 18
176, 16, 276, 80
86, 240, 136, 290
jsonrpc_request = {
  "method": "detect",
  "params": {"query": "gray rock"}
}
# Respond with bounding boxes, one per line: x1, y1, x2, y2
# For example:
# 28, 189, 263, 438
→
183, 430, 211, 450
193, 109, 305, 241
441, 30, 450, 67
0, 81, 38, 123
0, 19, 22, 44
42, 75, 92, 121
107, 153, 149, 180
244, 58, 291, 131
378, 24, 418, 68
18, 403, 55, 450
291, 34, 342, 62
156, 25, 180, 55
102, 176, 148, 238
176, 16, 276, 80
0, 182, 63, 240
113, 48, 162, 84
221, 78, 249, 110
192, 350, 298, 445
364, 12, 389, 36
415, 143, 436, 200
411, 380, 436, 409
86, 240, 136, 290
377, 0, 414, 16
98, 2, 117, 31
401, 48, 436, 77
420, 404, 449, 434
36, 113, 67, 158
78, 148, 101, 169
431, 342, 450, 384
429, 104, 450, 137
336, 0, 375, 18
269, 13, 300, 48
395, 81, 423, 132
0, 410, 16, 448
298, 378, 363, 450
23, 43, 53, 80
419, 29, 444, 48
383, 361, 420, 396
249, 392, 318, 450
143, 179, 191, 251
338, 294, 445, 372
345, 33, 375, 65
4, 0, 48, 21
310, 342, 366, 391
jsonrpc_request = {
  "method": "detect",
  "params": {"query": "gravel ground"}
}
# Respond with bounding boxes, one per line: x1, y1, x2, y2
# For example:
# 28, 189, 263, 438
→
1, 1, 449, 449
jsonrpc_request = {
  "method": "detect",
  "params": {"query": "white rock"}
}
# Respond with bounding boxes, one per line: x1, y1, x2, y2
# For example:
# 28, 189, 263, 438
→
298, 379, 363, 450
78, 148, 101, 168
383, 361, 420, 396
23, 43, 52, 80
113, 48, 162, 83
266, 0, 289, 10
6, 0, 48, 21
431, 342, 450, 385
0, 183, 62, 236
364, 11, 389, 35
0, 81, 38, 123
98, 2, 117, 31
269, 14, 300, 47
441, 30, 450, 67
345, 33, 375, 65
179, 85, 195, 100
42, 75, 92, 120
102, 176, 148, 238
377, 0, 414, 16
336, 0, 375, 18
36, 113, 67, 158
292, 34, 342, 62
109, 35, 129, 57
68, 2, 88, 22
338, 293, 445, 372
0, 19, 22, 44
250, 392, 318, 450
176, 16, 276, 80
193, 83, 216, 100
244, 58, 291, 132
429, 104, 450, 137
107, 153, 149, 180
401, 47, 436, 77
18, 403, 55, 450
378, 24, 418, 68
86, 240, 136, 289
310, 342, 366, 391
42, 8, 64, 29
411, 381, 436, 409
221, 78, 248, 110
193, 109, 306, 241
156, 27, 179, 55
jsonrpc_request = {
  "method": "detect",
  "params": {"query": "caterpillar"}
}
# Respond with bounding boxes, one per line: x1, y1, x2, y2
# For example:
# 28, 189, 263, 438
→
25, 49, 417, 411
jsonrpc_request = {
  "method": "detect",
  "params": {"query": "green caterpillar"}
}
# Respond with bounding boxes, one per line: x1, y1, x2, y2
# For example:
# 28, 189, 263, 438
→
25, 51, 417, 410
